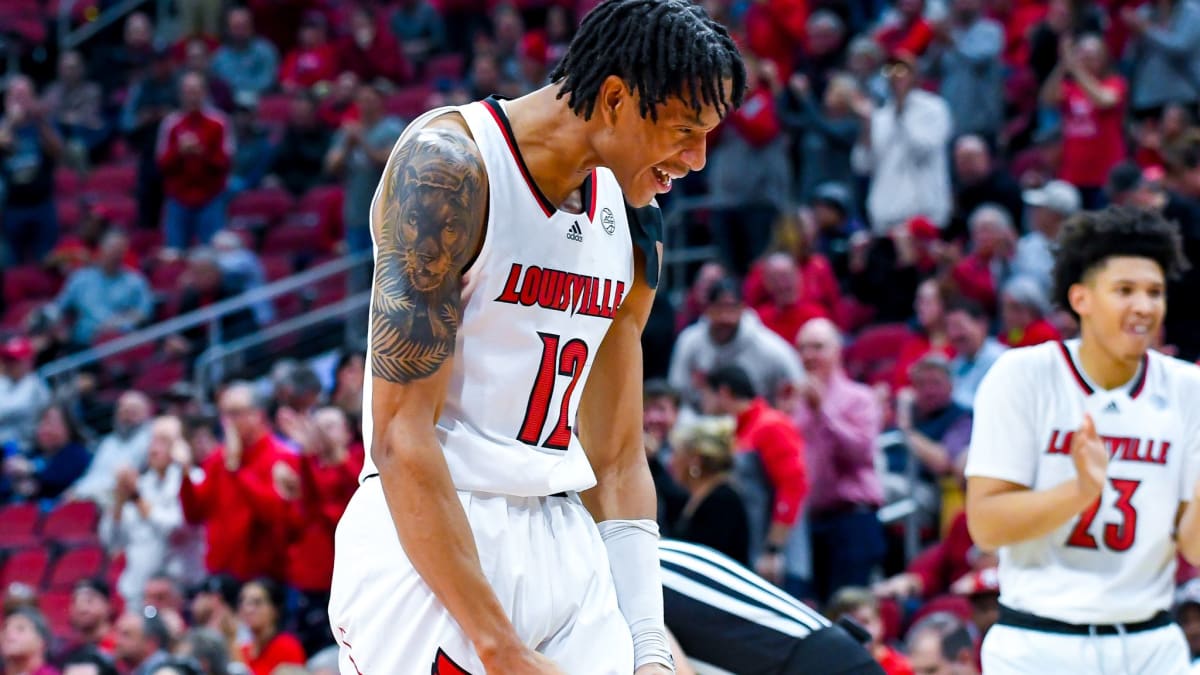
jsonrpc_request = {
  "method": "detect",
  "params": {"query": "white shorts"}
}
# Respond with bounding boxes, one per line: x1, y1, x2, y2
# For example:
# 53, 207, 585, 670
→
328, 478, 633, 674
981, 622, 1190, 675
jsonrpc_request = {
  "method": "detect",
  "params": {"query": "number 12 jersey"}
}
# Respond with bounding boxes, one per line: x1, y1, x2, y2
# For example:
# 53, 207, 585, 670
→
360, 97, 636, 497
965, 339, 1200, 624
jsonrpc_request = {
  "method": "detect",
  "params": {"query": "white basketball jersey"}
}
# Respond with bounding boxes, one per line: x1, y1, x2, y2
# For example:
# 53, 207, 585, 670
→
965, 339, 1200, 624
359, 99, 636, 497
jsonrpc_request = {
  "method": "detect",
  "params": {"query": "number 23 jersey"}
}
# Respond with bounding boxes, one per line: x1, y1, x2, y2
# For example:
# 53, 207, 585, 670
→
965, 339, 1200, 624
359, 98, 636, 497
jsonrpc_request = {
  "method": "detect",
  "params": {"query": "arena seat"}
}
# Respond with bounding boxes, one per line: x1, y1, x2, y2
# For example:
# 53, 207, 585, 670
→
2, 548, 49, 588
41, 501, 100, 546
45, 545, 107, 591
3, 265, 61, 305
82, 164, 137, 196
0, 504, 41, 550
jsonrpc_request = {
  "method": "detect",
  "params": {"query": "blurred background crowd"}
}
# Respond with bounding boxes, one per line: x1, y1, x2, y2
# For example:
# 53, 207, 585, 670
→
4, 0, 1200, 673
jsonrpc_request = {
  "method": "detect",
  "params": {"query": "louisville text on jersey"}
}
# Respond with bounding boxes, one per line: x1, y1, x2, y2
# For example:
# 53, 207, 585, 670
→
1044, 429, 1172, 465
494, 262, 626, 319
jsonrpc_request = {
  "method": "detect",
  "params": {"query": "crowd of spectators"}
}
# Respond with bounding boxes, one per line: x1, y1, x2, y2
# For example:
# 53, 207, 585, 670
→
4, 0, 1200, 673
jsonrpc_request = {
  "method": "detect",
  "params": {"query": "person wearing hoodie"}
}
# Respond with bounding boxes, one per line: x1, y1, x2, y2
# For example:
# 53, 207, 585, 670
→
668, 279, 805, 412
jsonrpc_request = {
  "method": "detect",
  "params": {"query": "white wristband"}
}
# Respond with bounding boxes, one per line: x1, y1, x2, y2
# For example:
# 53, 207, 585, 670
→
597, 519, 674, 672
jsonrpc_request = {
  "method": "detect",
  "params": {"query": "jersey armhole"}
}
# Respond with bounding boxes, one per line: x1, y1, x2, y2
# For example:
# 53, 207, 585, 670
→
626, 201, 663, 290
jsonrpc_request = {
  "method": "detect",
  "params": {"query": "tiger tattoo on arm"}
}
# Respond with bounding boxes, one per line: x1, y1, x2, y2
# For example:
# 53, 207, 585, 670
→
370, 127, 487, 384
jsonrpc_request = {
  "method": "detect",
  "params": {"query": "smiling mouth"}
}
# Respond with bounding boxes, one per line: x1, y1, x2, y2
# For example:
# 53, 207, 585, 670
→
652, 166, 677, 190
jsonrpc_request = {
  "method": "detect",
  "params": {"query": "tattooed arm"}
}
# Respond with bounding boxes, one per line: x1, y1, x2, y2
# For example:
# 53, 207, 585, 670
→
368, 121, 562, 673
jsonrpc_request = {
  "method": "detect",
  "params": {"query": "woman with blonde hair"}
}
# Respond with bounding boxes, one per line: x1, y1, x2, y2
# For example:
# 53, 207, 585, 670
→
669, 417, 751, 565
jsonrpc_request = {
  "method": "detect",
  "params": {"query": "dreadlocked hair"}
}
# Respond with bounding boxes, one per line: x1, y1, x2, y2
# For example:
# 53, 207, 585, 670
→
1052, 205, 1189, 320
548, 0, 746, 122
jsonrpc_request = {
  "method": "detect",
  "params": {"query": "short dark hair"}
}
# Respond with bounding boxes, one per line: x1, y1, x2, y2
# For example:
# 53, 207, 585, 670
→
944, 296, 987, 322
549, 0, 745, 122
705, 364, 757, 400
61, 647, 120, 675
706, 277, 742, 305
1052, 206, 1188, 320
643, 378, 679, 406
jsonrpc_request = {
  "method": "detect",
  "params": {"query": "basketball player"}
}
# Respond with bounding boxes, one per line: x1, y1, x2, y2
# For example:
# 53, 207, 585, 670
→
327, 1, 745, 673
965, 206, 1200, 674
660, 539, 885, 675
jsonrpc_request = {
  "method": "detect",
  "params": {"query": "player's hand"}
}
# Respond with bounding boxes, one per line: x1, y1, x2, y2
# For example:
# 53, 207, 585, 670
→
1070, 413, 1107, 502
480, 646, 566, 674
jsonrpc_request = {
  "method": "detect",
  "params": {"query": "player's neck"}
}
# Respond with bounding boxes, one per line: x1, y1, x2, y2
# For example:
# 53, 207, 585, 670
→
1076, 335, 1141, 390
501, 86, 599, 208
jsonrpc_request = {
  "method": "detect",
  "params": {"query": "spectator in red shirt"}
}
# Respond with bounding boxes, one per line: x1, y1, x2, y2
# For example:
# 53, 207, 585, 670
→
1041, 34, 1128, 209
743, 219, 842, 317
157, 72, 232, 253
874, 0, 935, 56
280, 13, 339, 93
998, 275, 1061, 347
753, 253, 832, 344
336, 5, 410, 85
702, 365, 808, 590
893, 279, 956, 391
950, 204, 1017, 315
744, 0, 809, 78
179, 383, 296, 582
237, 579, 306, 675
274, 406, 364, 655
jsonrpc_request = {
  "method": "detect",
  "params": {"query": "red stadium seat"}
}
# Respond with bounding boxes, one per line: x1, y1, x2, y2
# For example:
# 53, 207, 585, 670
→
257, 94, 294, 127
130, 229, 164, 258
386, 86, 433, 120
2, 300, 44, 330
261, 254, 295, 282
55, 168, 81, 195
41, 501, 100, 546
90, 194, 138, 229
132, 360, 186, 396
39, 589, 74, 637
149, 259, 188, 293
426, 53, 465, 81
2, 548, 49, 588
0, 504, 41, 550
82, 164, 137, 196
3, 266, 61, 305
843, 323, 914, 384
56, 200, 81, 233
45, 545, 106, 590
263, 224, 327, 256
228, 187, 295, 231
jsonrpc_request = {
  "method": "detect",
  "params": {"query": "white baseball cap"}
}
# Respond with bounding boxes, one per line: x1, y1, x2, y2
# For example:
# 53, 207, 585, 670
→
1023, 180, 1081, 216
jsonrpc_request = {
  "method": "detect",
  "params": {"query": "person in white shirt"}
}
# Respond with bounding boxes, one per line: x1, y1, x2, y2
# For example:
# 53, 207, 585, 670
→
851, 50, 953, 234
68, 391, 153, 506
1013, 180, 1081, 293
965, 206, 1200, 674
100, 416, 204, 609
0, 337, 50, 452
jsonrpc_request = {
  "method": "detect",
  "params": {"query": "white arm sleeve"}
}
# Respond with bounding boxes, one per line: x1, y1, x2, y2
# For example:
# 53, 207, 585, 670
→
597, 519, 673, 671
963, 351, 1040, 487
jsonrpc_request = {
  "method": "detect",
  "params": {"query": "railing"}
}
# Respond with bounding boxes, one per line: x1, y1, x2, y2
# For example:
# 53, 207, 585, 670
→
39, 251, 373, 388
193, 292, 370, 401
58, 0, 170, 52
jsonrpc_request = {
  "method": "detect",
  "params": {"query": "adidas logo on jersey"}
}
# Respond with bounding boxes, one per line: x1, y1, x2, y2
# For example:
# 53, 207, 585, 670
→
1103, 401, 1120, 414
566, 221, 584, 242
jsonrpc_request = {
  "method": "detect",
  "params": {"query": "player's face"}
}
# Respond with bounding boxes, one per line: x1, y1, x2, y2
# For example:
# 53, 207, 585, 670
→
597, 77, 725, 207
1071, 256, 1165, 364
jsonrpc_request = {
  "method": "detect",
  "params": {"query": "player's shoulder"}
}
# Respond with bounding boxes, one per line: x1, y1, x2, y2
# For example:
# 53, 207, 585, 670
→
982, 339, 1063, 383
1147, 348, 1200, 394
